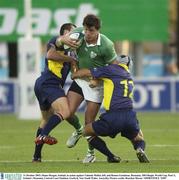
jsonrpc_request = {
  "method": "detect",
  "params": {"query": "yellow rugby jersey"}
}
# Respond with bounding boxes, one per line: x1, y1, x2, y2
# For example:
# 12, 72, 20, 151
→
44, 36, 71, 81
47, 50, 65, 78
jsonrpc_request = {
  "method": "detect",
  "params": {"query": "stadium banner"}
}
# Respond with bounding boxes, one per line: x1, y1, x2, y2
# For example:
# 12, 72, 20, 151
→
0, 0, 168, 42
0, 79, 18, 113
0, 77, 178, 116
0, 43, 8, 78
18, 37, 41, 120
133, 78, 176, 112
74, 77, 178, 112
65, 77, 178, 112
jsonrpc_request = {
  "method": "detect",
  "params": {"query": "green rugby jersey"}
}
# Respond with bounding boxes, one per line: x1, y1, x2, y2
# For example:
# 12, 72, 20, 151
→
72, 27, 117, 69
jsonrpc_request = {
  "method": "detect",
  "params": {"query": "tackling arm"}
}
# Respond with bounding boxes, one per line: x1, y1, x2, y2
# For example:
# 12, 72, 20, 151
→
71, 69, 92, 79
47, 47, 75, 63
71, 69, 100, 88
47, 47, 78, 72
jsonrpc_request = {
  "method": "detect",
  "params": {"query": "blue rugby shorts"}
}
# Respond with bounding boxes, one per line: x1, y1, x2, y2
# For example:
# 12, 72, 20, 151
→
34, 75, 66, 110
92, 109, 140, 140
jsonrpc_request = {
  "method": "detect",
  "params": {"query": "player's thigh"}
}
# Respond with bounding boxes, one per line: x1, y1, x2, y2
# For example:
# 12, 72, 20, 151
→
51, 97, 70, 119
75, 79, 103, 104
90, 115, 113, 137
85, 101, 101, 124
67, 90, 84, 115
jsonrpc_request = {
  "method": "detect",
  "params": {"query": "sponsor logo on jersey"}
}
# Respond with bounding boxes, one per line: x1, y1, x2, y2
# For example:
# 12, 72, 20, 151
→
90, 51, 97, 59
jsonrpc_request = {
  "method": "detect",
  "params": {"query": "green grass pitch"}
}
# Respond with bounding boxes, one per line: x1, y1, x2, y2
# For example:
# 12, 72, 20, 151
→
0, 112, 179, 173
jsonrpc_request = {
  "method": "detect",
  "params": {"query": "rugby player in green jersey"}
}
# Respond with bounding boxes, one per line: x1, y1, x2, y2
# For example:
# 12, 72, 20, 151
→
58, 14, 119, 163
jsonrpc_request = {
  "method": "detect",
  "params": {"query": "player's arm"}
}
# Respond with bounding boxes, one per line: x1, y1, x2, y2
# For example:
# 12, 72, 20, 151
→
71, 69, 100, 87
47, 47, 78, 72
71, 69, 92, 79
47, 47, 76, 63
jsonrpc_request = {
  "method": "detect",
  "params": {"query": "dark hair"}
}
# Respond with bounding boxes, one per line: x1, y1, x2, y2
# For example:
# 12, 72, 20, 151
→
82, 14, 101, 30
59, 23, 76, 35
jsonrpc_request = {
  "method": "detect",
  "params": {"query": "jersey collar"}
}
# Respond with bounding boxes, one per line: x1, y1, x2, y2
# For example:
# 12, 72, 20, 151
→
85, 34, 101, 47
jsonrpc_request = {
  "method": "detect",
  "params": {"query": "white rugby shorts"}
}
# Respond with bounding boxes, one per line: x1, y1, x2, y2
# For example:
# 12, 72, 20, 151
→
75, 78, 103, 103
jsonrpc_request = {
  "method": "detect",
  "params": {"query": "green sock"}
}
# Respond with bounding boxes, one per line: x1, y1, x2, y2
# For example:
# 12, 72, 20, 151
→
88, 143, 94, 154
85, 136, 95, 154
67, 115, 82, 131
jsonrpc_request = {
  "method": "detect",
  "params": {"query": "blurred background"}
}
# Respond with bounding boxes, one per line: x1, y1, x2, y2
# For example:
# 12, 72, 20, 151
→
0, 0, 179, 119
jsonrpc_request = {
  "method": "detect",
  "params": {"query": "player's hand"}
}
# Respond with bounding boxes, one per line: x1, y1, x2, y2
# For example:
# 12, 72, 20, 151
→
89, 79, 99, 88
71, 69, 91, 80
58, 33, 80, 49
71, 71, 80, 80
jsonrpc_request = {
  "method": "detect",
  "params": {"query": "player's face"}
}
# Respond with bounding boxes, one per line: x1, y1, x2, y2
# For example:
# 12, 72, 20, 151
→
84, 26, 99, 44
63, 25, 76, 35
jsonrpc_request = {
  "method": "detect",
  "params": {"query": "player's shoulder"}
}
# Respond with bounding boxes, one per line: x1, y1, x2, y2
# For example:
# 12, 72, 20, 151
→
47, 35, 65, 51
100, 34, 113, 46
47, 36, 58, 45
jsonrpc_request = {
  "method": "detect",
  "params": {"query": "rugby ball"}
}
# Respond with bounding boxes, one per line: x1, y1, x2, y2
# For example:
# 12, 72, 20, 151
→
70, 32, 83, 41
64, 32, 83, 50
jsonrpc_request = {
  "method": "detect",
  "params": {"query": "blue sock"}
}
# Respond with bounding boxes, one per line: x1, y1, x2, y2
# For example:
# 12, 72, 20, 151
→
41, 114, 62, 136
33, 127, 43, 158
132, 140, 146, 150
36, 127, 42, 137
89, 136, 114, 158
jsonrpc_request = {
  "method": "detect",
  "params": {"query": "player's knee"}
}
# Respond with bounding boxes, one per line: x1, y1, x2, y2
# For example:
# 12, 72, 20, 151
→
61, 110, 71, 119
54, 108, 71, 120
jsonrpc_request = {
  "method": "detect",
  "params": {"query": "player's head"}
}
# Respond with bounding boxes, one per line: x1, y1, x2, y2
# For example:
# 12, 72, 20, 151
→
82, 14, 101, 43
118, 55, 133, 70
83, 14, 101, 30
60, 23, 76, 36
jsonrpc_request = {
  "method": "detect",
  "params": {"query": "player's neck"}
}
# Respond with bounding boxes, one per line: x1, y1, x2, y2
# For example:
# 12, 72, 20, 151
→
86, 34, 99, 45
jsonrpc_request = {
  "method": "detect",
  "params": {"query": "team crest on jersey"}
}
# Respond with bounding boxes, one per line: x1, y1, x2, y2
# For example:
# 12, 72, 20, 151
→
90, 51, 97, 59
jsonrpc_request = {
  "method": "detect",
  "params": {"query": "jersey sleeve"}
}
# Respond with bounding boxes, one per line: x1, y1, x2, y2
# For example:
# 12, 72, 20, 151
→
47, 36, 58, 51
104, 40, 117, 64
90, 65, 112, 79
47, 36, 66, 52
